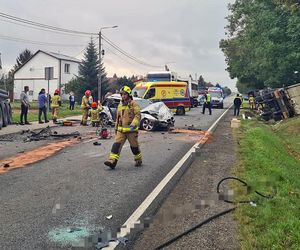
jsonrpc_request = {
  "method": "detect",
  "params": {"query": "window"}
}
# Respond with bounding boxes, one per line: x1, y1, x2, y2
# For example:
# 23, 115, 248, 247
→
64, 64, 70, 74
144, 88, 156, 99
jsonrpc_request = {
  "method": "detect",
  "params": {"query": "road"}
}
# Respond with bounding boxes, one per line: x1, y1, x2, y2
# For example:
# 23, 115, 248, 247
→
0, 98, 233, 249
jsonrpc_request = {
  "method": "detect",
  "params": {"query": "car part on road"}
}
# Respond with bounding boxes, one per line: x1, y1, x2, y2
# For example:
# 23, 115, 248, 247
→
176, 106, 185, 115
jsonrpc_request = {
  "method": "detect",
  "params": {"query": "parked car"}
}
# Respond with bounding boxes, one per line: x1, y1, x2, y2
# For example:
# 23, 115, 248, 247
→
197, 95, 205, 106
101, 94, 175, 131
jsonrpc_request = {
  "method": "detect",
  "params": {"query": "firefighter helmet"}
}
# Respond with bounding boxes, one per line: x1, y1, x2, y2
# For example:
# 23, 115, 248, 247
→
120, 86, 132, 96
91, 102, 97, 108
85, 90, 91, 96
54, 89, 60, 95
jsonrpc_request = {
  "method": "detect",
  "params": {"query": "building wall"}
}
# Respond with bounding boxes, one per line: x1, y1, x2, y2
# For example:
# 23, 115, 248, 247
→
13, 52, 79, 101
60, 60, 79, 100
14, 52, 59, 101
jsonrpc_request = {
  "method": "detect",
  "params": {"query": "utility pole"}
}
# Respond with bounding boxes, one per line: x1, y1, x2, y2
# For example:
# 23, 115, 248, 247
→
98, 30, 102, 102
97, 25, 118, 102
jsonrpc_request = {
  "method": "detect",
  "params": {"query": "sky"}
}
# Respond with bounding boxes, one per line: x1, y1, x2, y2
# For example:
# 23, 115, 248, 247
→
0, 0, 236, 90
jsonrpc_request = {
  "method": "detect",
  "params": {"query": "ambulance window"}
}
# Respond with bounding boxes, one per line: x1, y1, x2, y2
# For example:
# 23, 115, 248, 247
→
144, 88, 156, 99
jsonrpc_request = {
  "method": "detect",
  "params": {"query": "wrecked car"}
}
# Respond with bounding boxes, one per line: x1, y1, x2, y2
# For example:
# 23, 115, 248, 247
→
101, 94, 175, 131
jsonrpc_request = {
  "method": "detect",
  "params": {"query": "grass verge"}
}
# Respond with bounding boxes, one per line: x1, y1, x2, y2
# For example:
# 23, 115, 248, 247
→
11, 101, 82, 123
234, 116, 300, 249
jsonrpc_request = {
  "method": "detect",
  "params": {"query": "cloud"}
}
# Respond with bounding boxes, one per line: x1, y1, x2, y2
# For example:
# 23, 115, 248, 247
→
0, 0, 236, 89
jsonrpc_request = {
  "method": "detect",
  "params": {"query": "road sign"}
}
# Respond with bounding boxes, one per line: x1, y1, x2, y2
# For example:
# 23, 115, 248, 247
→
45, 67, 54, 80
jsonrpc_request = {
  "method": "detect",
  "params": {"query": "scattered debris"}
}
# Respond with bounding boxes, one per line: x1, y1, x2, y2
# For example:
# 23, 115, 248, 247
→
93, 141, 102, 146
106, 215, 113, 220
3, 163, 10, 168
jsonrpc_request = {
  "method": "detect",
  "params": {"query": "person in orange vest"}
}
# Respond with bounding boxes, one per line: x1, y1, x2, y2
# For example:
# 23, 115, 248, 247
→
81, 90, 91, 125
51, 89, 61, 123
104, 86, 142, 169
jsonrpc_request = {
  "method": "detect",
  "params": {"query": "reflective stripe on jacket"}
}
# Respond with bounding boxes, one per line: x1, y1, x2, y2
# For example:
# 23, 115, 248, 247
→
115, 100, 141, 133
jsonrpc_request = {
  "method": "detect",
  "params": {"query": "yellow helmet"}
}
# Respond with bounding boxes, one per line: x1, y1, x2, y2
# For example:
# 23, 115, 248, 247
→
120, 86, 132, 96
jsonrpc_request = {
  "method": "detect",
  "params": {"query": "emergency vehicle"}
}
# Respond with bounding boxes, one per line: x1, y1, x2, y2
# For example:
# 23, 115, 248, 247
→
133, 81, 191, 115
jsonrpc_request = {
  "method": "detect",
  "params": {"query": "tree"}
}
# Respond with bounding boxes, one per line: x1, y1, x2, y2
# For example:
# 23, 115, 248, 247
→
198, 75, 205, 88
220, 0, 300, 92
16, 49, 33, 69
66, 39, 108, 101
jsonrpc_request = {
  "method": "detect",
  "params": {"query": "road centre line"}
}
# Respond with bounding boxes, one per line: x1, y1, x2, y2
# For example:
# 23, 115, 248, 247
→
105, 105, 233, 249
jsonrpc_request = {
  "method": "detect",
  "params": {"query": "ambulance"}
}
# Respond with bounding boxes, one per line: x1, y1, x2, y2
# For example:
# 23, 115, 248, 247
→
133, 81, 191, 115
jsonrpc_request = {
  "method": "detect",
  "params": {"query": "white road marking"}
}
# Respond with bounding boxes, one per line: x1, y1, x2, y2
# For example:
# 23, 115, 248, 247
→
104, 105, 233, 249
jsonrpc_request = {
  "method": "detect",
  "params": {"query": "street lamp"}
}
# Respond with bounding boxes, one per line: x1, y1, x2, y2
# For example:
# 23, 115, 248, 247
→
98, 25, 118, 102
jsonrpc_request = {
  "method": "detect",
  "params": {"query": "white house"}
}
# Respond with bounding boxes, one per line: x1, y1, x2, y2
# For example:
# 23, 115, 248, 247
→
14, 50, 80, 101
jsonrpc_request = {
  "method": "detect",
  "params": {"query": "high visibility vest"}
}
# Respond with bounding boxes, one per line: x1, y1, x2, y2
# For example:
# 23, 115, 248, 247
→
51, 95, 61, 108
116, 100, 141, 133
206, 94, 211, 103
249, 96, 254, 103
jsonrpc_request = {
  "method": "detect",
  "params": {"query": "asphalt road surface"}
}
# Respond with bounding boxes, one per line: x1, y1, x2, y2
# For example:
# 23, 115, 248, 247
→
0, 97, 233, 249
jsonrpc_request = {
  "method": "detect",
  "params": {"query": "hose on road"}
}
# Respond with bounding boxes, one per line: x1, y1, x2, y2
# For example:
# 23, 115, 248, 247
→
154, 177, 275, 250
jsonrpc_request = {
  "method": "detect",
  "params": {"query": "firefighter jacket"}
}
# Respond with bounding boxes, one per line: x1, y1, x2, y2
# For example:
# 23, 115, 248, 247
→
81, 95, 90, 109
51, 95, 61, 108
88, 107, 103, 122
116, 100, 141, 133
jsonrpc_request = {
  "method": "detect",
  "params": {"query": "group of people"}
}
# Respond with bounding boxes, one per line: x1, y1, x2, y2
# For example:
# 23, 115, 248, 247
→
19, 86, 61, 125
80, 90, 103, 126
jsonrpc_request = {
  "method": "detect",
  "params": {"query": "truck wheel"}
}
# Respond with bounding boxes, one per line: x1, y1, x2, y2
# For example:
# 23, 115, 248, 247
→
0, 105, 3, 129
0, 101, 8, 127
176, 107, 185, 115
4, 102, 12, 124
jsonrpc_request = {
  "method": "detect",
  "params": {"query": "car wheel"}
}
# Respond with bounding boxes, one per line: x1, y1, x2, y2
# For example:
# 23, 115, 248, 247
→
100, 113, 109, 126
141, 119, 155, 131
176, 106, 185, 115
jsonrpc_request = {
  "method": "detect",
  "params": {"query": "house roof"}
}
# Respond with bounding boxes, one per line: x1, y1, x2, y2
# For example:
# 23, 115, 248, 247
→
14, 50, 81, 74
43, 51, 81, 63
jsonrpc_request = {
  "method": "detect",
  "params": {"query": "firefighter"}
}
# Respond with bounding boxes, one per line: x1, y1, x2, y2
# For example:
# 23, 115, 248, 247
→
88, 101, 103, 127
51, 89, 61, 123
104, 86, 142, 169
81, 90, 91, 125
249, 94, 255, 109
202, 91, 212, 115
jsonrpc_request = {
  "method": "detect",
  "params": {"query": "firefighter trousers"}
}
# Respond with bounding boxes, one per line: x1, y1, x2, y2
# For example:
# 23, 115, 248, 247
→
109, 131, 142, 162
52, 107, 59, 120
81, 108, 89, 125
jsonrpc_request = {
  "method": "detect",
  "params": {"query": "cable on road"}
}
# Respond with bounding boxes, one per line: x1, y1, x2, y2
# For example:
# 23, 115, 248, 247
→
154, 177, 275, 250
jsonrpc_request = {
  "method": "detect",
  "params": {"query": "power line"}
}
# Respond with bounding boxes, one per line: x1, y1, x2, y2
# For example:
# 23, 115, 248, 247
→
101, 35, 162, 68
0, 18, 91, 38
0, 12, 97, 36
0, 34, 86, 47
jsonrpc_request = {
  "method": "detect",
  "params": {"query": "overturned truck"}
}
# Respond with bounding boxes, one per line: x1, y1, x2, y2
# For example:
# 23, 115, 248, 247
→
254, 83, 300, 121
0, 89, 13, 129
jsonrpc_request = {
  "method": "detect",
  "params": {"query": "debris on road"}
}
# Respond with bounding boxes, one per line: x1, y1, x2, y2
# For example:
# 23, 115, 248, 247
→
93, 141, 102, 146
0, 139, 80, 174
106, 215, 113, 220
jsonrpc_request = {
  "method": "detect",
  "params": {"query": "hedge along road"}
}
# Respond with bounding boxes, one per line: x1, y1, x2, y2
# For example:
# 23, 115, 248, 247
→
0, 97, 234, 249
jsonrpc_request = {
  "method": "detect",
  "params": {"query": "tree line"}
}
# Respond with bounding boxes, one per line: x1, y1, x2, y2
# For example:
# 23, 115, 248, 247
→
220, 0, 300, 93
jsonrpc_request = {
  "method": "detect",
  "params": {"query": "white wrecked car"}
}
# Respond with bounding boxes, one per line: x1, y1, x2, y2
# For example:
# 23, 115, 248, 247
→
101, 94, 175, 131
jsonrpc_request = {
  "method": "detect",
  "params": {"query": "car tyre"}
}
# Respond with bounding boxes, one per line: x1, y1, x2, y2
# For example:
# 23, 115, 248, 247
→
141, 118, 155, 131
100, 113, 109, 126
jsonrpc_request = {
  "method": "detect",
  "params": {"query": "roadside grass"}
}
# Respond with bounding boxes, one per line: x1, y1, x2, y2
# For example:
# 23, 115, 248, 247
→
234, 116, 300, 249
11, 101, 82, 123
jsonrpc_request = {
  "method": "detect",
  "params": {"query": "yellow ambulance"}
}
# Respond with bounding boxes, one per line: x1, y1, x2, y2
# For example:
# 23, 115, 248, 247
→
133, 81, 191, 115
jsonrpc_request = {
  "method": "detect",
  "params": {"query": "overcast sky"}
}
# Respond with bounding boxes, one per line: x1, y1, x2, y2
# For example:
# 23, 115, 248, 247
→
0, 0, 236, 89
